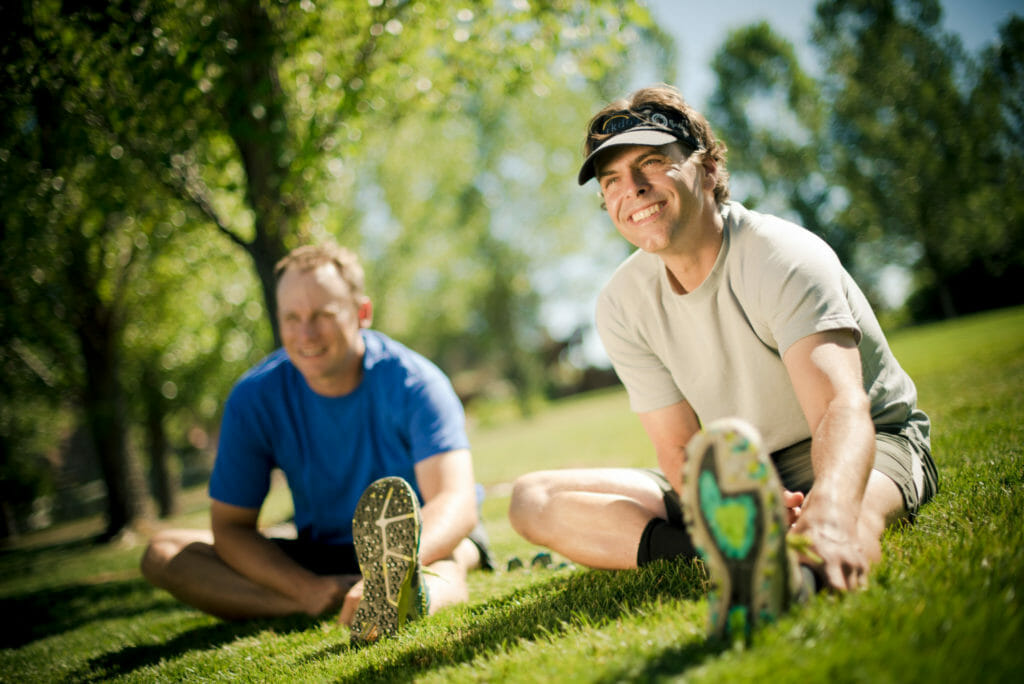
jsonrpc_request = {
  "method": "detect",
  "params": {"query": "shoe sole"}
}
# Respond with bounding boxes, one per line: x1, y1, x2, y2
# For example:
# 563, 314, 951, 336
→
350, 477, 422, 645
681, 418, 792, 644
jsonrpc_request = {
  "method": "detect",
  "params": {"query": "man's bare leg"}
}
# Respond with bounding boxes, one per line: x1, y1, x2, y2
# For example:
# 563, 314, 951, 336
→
140, 529, 357, 620
337, 537, 478, 625
508, 468, 668, 569
857, 469, 909, 564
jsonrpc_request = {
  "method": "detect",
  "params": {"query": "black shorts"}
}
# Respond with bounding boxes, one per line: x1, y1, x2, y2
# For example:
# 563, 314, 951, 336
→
270, 537, 361, 575
271, 520, 495, 575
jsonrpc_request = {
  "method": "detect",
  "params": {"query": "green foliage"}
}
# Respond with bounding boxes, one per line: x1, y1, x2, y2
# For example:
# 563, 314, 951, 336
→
708, 21, 857, 278
1, 307, 1022, 681
0, 0, 277, 532
0, 0, 671, 534
708, 0, 1024, 319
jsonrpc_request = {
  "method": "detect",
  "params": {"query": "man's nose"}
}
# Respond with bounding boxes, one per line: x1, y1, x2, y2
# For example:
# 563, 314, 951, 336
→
625, 168, 650, 196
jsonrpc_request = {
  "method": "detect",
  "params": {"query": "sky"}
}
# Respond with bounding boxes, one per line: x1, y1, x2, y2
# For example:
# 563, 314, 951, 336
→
642, 0, 1022, 108
560, 0, 1021, 366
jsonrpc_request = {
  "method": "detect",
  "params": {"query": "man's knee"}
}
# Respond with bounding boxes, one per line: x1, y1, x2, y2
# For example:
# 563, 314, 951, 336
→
140, 531, 176, 586
508, 471, 554, 541
866, 469, 908, 528
139, 529, 207, 587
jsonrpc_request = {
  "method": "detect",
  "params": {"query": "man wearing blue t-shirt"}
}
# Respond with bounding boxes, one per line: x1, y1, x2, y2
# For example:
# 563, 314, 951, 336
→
142, 243, 490, 644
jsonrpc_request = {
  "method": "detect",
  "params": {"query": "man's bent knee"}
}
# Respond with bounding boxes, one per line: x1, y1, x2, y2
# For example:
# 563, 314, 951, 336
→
140, 533, 175, 586
140, 529, 210, 587
508, 472, 554, 542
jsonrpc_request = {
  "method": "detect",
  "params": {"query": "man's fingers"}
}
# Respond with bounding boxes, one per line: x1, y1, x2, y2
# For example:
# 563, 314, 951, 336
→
782, 489, 805, 508
787, 505, 802, 527
783, 490, 804, 527
823, 554, 869, 592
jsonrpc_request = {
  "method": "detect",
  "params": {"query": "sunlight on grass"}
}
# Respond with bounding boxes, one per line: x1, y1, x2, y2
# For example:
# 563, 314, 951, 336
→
1, 306, 1022, 682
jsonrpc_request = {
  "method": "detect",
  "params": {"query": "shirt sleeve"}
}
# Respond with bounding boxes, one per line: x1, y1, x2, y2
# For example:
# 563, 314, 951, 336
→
595, 285, 685, 414
404, 361, 470, 463
746, 219, 862, 356
208, 384, 275, 509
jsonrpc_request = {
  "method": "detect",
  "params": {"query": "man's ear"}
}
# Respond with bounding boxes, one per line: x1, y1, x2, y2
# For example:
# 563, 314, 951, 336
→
357, 298, 373, 328
701, 155, 718, 191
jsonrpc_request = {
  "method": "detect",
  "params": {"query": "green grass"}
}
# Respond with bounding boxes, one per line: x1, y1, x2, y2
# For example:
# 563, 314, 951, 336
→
2, 306, 1023, 682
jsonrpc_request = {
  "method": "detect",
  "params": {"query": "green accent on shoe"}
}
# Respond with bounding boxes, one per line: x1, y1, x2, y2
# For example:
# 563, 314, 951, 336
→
729, 434, 751, 453
681, 418, 799, 646
350, 477, 423, 646
727, 606, 750, 643
699, 470, 757, 559
531, 552, 553, 569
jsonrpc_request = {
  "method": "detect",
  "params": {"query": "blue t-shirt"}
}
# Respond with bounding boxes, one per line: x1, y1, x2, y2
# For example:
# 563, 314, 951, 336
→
209, 330, 469, 544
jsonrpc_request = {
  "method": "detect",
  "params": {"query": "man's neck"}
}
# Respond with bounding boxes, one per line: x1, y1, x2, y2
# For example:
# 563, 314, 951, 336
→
660, 208, 724, 294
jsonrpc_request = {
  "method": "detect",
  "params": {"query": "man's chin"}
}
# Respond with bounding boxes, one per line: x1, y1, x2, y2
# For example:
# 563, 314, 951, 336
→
290, 355, 328, 379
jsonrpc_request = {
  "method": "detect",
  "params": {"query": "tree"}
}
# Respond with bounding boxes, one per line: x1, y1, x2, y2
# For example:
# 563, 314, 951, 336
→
813, 0, 971, 317
707, 0, 1024, 319
120, 225, 271, 518
0, 1, 272, 536
925, 15, 1024, 320
71, 0, 673, 399
70, 0, 674, 344
1, 0, 673, 537
2, 5, 152, 537
708, 23, 857, 269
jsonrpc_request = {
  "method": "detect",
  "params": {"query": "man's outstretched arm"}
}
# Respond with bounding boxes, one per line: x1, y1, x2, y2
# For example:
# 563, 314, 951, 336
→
638, 400, 701, 491
782, 328, 876, 591
414, 448, 478, 565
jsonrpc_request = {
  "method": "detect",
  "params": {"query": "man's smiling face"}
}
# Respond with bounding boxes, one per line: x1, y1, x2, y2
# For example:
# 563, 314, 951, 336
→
595, 142, 710, 255
276, 263, 371, 396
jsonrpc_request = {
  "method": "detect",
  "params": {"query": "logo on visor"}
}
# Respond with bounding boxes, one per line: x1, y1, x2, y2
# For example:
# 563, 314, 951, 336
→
601, 113, 636, 133
592, 107, 703, 152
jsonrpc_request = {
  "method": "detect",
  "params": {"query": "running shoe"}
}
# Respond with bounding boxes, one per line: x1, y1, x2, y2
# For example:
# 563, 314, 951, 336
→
681, 418, 797, 644
350, 477, 425, 646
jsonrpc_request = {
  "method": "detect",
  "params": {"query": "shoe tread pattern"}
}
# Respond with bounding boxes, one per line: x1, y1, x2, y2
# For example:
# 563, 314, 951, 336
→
350, 477, 422, 646
682, 418, 791, 644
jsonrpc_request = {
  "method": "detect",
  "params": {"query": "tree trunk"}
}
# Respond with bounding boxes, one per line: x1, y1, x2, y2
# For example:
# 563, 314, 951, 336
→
221, 0, 304, 348
77, 305, 145, 540
920, 236, 959, 319
143, 367, 178, 518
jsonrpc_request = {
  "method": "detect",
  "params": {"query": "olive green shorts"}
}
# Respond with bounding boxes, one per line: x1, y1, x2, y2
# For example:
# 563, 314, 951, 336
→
769, 427, 938, 518
647, 426, 938, 521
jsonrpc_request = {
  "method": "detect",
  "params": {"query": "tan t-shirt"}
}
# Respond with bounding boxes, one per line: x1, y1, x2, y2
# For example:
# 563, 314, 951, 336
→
595, 202, 929, 453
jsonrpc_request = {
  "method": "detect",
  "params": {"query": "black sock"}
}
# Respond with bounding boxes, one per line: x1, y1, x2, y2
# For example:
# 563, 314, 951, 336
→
637, 518, 698, 566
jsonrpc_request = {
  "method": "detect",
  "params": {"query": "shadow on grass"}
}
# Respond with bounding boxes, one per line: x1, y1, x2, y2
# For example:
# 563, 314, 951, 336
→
326, 559, 717, 683
80, 614, 313, 681
592, 640, 725, 683
0, 576, 180, 649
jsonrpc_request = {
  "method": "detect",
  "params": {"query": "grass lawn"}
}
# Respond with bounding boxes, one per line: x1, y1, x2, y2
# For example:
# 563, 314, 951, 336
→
2, 306, 1022, 682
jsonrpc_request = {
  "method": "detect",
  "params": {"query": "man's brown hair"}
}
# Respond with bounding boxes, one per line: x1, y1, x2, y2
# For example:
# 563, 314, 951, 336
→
273, 243, 365, 298
585, 84, 731, 205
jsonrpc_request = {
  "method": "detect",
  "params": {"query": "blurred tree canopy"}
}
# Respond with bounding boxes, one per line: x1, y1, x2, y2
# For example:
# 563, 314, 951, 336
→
708, 0, 1023, 319
4, 0, 1021, 542
0, 0, 672, 538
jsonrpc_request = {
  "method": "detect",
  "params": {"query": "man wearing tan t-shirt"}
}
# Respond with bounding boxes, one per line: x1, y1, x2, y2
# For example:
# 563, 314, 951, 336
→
508, 85, 937, 644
